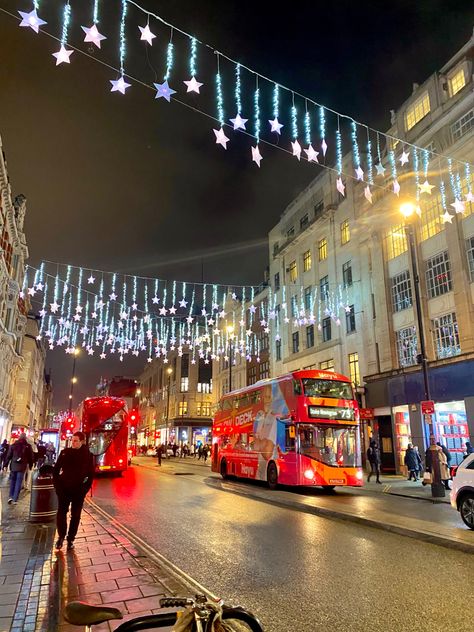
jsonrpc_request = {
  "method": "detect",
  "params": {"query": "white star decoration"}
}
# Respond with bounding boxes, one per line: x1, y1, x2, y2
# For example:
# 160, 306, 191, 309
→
179, 299, 188, 308
451, 199, 465, 214
442, 211, 454, 224
110, 76, 131, 94
336, 177, 345, 196
87, 275, 95, 284
154, 81, 176, 102
304, 145, 319, 163
418, 180, 435, 195
139, 24, 156, 45
466, 192, 474, 203
18, 9, 46, 33
52, 45, 73, 66
229, 113, 248, 131
251, 145, 263, 167
375, 163, 385, 177
213, 128, 230, 149
291, 140, 302, 161
269, 118, 283, 134
81, 24, 106, 48
399, 150, 410, 166
183, 77, 203, 93
355, 166, 364, 181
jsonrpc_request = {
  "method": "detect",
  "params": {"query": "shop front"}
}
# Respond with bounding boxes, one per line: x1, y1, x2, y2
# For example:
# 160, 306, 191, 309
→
172, 419, 212, 447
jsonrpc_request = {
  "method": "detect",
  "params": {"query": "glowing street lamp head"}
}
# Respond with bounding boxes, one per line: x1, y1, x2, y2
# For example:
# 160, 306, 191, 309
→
71, 377, 77, 384
226, 325, 235, 335
73, 347, 80, 356
400, 202, 416, 219
166, 367, 173, 375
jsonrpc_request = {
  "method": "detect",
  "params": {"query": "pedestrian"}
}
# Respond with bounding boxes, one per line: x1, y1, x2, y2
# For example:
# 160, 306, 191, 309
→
437, 442, 452, 490
203, 444, 209, 463
0, 439, 9, 470
155, 444, 163, 466
424, 439, 450, 488
404, 444, 419, 481
414, 446, 423, 479
367, 440, 382, 483
5, 432, 33, 504
46, 442, 56, 464
198, 444, 203, 460
36, 441, 47, 468
172, 444, 178, 457
53, 431, 94, 551
463, 441, 474, 458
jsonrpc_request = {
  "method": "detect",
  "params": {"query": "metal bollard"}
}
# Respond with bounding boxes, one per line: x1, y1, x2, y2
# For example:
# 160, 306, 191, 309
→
29, 464, 58, 523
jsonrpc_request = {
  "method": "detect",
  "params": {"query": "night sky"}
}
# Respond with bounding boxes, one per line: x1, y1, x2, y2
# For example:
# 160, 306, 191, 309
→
0, 0, 473, 411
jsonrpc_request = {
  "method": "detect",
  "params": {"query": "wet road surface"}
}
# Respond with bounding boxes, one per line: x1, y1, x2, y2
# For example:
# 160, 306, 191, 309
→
90, 462, 473, 632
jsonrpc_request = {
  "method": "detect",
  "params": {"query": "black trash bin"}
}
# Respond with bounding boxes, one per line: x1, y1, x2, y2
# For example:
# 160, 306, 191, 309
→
30, 464, 58, 523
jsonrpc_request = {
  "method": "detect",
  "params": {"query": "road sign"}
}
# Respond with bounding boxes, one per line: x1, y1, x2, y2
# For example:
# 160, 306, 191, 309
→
421, 400, 435, 415
359, 408, 375, 420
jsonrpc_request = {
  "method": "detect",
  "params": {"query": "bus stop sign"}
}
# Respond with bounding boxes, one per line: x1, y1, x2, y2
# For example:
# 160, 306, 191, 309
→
421, 400, 435, 415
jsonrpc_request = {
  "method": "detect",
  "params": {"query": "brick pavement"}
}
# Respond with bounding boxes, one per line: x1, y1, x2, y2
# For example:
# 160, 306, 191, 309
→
0, 473, 194, 632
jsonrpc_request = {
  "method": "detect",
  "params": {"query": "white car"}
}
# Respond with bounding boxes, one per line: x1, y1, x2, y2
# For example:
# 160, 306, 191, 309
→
450, 453, 474, 530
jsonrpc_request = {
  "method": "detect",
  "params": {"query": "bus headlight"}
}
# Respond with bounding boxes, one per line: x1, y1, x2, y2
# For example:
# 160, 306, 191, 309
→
304, 469, 315, 480
356, 470, 363, 480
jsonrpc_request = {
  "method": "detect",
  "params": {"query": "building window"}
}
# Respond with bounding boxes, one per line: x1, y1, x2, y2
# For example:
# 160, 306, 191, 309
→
322, 317, 331, 342
345, 305, 356, 333
289, 260, 297, 282
275, 339, 282, 361
303, 250, 312, 272
292, 332, 299, 354
391, 270, 412, 312
306, 325, 314, 348
258, 331, 269, 351
196, 402, 211, 417
304, 286, 312, 311
320, 359, 334, 372
314, 199, 324, 216
198, 382, 212, 394
420, 193, 443, 241
340, 220, 350, 245
275, 304, 281, 325
178, 401, 188, 416
451, 109, 474, 142
274, 272, 280, 291
248, 366, 257, 385
260, 361, 270, 379
383, 224, 408, 260
300, 213, 309, 230
318, 238, 328, 261
348, 352, 360, 386
320, 275, 329, 301
291, 295, 298, 318
426, 251, 452, 298
466, 237, 474, 280
342, 261, 353, 287
180, 377, 189, 393
273, 242, 279, 257
405, 92, 430, 131
396, 327, 417, 368
448, 67, 466, 97
432, 313, 461, 359
287, 226, 295, 239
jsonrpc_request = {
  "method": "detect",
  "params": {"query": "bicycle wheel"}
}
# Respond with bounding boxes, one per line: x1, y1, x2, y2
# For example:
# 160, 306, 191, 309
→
222, 607, 264, 632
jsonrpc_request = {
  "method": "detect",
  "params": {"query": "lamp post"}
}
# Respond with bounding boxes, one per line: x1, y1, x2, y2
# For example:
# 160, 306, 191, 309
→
226, 325, 234, 393
400, 203, 444, 497
165, 367, 173, 448
68, 348, 80, 414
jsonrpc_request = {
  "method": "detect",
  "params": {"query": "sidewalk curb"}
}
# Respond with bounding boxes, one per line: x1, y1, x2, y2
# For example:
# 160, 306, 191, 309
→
86, 498, 217, 599
205, 479, 474, 555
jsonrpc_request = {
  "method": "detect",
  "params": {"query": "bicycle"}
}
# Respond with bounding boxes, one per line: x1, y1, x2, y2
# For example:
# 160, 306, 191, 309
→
64, 593, 264, 631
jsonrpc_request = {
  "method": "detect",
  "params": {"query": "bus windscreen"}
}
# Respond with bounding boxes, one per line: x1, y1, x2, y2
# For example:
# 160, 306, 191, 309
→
298, 424, 361, 467
88, 415, 123, 456
302, 378, 353, 400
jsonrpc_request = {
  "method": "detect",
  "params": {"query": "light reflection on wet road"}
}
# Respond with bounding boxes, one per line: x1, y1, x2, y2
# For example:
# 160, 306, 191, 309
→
90, 464, 473, 632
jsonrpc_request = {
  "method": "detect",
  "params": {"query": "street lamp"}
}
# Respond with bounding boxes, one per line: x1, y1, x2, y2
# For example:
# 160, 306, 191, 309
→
226, 325, 234, 393
165, 367, 173, 448
400, 203, 444, 497
68, 348, 80, 414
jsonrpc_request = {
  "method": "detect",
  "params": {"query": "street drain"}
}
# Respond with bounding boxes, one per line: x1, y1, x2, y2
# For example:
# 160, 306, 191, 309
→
174, 472, 195, 476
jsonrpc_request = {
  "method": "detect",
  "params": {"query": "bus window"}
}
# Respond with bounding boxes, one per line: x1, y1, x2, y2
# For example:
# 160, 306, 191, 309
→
302, 378, 353, 399
237, 394, 250, 409
293, 379, 302, 395
249, 391, 261, 405
285, 427, 296, 452
222, 399, 233, 411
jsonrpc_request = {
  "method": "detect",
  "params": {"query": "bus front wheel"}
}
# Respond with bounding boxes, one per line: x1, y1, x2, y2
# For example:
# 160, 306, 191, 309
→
267, 462, 278, 490
220, 459, 228, 480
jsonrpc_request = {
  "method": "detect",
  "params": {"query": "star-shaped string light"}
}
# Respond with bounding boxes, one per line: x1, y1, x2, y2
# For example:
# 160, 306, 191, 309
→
291, 140, 302, 161
229, 114, 248, 131
336, 177, 345, 196
355, 166, 364, 181
183, 77, 203, 93
18, 9, 46, 33
269, 118, 283, 134
375, 163, 386, 176
52, 45, 73, 66
110, 76, 131, 94
139, 24, 156, 45
466, 192, 474, 203
441, 211, 454, 224
399, 150, 410, 166
87, 275, 95, 284
179, 299, 188, 308
418, 180, 435, 195
305, 145, 319, 163
81, 24, 106, 48
251, 146, 263, 167
213, 128, 230, 149
154, 81, 176, 102
451, 199, 465, 214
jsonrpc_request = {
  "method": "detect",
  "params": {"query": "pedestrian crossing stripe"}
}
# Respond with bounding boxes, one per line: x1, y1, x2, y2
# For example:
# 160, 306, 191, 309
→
383, 484, 391, 492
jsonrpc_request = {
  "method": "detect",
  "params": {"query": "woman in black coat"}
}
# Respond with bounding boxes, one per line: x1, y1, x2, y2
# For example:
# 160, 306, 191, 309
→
404, 444, 419, 481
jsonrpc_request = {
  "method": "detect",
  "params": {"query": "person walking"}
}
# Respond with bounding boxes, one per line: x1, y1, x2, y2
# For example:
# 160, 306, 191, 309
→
155, 444, 163, 467
404, 444, 419, 481
5, 433, 33, 503
414, 446, 423, 479
436, 442, 452, 490
53, 431, 94, 551
0, 439, 9, 470
367, 440, 382, 484
463, 441, 473, 458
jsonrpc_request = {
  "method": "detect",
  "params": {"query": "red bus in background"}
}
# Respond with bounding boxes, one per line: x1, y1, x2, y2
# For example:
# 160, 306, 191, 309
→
212, 370, 363, 489
78, 396, 129, 474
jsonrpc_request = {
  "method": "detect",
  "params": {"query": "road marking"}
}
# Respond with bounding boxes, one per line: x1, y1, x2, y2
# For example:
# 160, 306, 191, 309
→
383, 485, 392, 493
86, 498, 218, 600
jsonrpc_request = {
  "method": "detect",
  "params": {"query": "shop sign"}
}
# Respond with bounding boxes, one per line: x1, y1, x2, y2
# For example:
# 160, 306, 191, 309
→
359, 408, 375, 420
421, 400, 435, 415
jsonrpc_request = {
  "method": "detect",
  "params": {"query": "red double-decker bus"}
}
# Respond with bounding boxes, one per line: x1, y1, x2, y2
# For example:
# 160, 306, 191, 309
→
78, 396, 129, 474
211, 370, 363, 489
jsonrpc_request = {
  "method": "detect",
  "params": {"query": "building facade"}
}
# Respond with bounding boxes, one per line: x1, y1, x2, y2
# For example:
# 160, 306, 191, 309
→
268, 33, 474, 472
0, 138, 29, 442
138, 351, 214, 448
